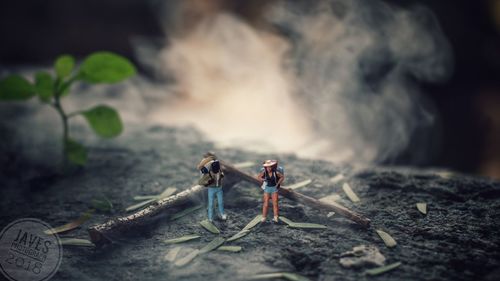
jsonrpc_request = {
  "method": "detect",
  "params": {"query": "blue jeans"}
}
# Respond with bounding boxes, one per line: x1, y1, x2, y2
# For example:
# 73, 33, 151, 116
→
207, 187, 224, 221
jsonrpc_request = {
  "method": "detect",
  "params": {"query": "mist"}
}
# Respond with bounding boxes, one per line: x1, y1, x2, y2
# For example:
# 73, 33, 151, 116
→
144, 0, 453, 164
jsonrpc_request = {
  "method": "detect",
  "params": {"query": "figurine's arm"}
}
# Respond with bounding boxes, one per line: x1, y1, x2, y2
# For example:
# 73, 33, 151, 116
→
276, 171, 285, 188
257, 171, 265, 185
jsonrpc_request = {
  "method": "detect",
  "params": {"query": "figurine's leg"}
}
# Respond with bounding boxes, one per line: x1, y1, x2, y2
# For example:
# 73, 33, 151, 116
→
207, 188, 215, 221
262, 192, 270, 220
271, 192, 279, 221
216, 188, 225, 216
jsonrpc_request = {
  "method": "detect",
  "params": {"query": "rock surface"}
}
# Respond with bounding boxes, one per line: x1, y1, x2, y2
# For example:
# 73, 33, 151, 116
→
1, 125, 500, 281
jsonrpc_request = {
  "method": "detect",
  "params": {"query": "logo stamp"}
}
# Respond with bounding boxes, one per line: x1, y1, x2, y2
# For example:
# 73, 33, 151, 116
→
0, 218, 62, 281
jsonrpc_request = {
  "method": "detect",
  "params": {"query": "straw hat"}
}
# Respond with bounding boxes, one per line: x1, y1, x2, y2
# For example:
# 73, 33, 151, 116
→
262, 160, 278, 167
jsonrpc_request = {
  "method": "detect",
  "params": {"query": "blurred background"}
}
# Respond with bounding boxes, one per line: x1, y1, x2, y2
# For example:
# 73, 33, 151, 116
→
0, 0, 499, 179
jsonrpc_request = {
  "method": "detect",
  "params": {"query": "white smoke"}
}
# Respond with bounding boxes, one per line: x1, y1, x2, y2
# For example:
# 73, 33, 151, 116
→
146, 0, 453, 164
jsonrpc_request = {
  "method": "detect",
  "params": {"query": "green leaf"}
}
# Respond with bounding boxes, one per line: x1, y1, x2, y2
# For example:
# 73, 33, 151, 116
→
0, 75, 35, 101
200, 220, 220, 234
65, 138, 87, 165
174, 249, 199, 267
170, 205, 204, 221
365, 262, 402, 276
217, 246, 242, 252
82, 105, 123, 138
376, 229, 397, 248
199, 237, 225, 254
416, 202, 427, 215
164, 235, 201, 244
79, 51, 136, 83
54, 55, 75, 79
59, 238, 95, 247
34, 72, 54, 102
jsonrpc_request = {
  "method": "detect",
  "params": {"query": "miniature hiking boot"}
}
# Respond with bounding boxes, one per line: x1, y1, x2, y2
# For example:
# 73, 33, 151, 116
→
221, 214, 227, 221
273, 216, 279, 223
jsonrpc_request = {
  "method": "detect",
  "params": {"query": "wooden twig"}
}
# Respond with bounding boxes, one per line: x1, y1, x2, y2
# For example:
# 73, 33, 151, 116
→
88, 184, 206, 245
88, 159, 370, 245
221, 161, 371, 228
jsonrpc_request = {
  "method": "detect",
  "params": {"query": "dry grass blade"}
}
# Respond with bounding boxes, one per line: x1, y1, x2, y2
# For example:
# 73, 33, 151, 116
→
234, 161, 255, 168
365, 262, 402, 276
227, 229, 251, 242
175, 249, 199, 267
330, 174, 345, 184
133, 195, 158, 201
164, 246, 181, 262
164, 234, 201, 244
217, 246, 242, 252
416, 203, 427, 215
243, 215, 263, 231
287, 179, 312, 190
342, 183, 360, 202
376, 229, 397, 248
279, 216, 295, 226
289, 222, 327, 229
133, 187, 177, 201
158, 187, 177, 198
60, 238, 95, 247
199, 237, 226, 254
125, 198, 157, 212
249, 272, 311, 281
200, 220, 220, 234
170, 205, 204, 221
319, 194, 341, 204
91, 197, 113, 212
44, 211, 93, 234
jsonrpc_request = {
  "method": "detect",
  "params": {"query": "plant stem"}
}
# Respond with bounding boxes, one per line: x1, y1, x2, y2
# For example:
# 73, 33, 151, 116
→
53, 93, 69, 166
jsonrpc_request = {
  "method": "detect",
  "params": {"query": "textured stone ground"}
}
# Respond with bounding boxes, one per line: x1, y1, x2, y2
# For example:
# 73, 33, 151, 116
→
1, 125, 499, 281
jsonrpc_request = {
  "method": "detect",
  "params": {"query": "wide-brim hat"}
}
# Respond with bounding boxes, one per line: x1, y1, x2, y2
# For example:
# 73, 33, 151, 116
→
263, 160, 278, 167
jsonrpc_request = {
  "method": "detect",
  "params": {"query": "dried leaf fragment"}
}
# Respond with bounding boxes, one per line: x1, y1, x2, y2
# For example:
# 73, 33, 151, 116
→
44, 210, 93, 234
200, 220, 220, 234
376, 229, 397, 248
217, 246, 242, 252
342, 183, 360, 202
175, 249, 199, 267
287, 179, 312, 190
416, 203, 427, 215
249, 272, 311, 281
170, 205, 204, 221
60, 238, 95, 247
164, 246, 181, 262
164, 234, 201, 244
365, 262, 401, 276
199, 237, 225, 254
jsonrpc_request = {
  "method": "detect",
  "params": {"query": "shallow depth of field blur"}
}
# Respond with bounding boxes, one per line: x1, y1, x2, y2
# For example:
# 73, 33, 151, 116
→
1, 0, 499, 179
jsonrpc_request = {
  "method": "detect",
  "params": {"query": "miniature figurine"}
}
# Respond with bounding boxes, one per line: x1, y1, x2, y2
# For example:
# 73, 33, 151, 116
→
257, 160, 285, 222
197, 152, 227, 222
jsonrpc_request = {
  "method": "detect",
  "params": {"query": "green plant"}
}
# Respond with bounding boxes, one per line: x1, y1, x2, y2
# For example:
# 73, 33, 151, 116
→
0, 51, 136, 166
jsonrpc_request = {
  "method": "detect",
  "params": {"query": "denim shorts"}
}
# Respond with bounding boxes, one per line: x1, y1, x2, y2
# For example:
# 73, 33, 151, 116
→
264, 185, 278, 194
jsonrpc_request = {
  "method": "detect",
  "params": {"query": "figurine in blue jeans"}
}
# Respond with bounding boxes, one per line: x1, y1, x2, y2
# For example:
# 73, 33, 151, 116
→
197, 152, 227, 222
